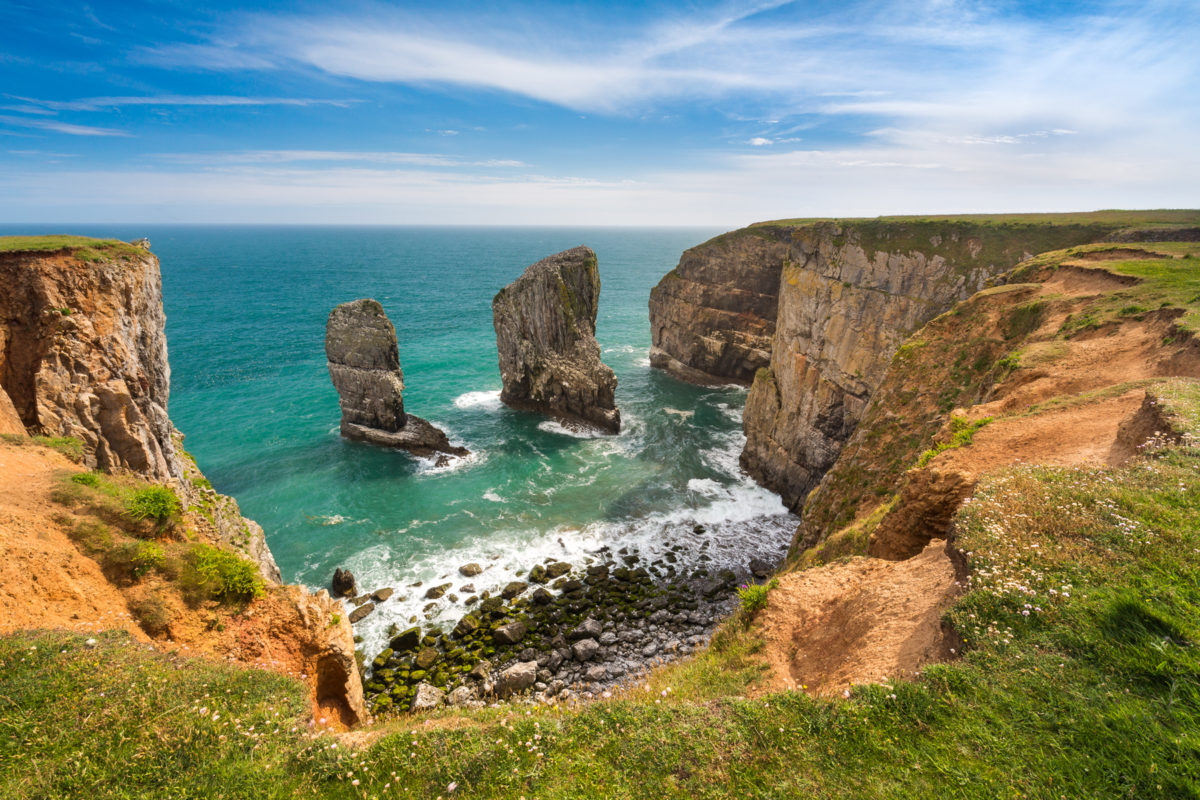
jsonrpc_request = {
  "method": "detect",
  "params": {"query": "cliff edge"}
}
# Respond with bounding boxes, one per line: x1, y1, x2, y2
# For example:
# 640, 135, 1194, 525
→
0, 236, 365, 728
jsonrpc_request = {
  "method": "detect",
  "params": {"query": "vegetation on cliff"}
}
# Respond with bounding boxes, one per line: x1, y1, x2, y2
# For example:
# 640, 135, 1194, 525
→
4, 389, 1199, 795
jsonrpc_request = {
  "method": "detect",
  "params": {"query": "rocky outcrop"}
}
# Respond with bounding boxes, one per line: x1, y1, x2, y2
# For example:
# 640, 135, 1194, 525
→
492, 246, 620, 433
0, 242, 181, 478
0, 386, 22, 435
648, 229, 786, 385
727, 219, 1139, 511
325, 299, 466, 457
0, 236, 365, 726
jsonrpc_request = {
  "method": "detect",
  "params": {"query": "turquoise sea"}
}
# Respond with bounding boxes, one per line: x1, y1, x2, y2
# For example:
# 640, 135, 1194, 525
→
2, 225, 797, 655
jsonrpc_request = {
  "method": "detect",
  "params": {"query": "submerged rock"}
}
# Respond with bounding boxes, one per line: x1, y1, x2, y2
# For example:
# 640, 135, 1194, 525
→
326, 299, 467, 458
492, 247, 620, 433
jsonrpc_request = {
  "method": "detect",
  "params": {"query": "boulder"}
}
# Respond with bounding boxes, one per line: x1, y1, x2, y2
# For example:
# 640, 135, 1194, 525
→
411, 683, 445, 711
494, 621, 528, 645
331, 567, 357, 598
453, 614, 481, 638
544, 562, 572, 579
492, 247, 620, 433
414, 647, 439, 670
425, 583, 451, 600
501, 581, 528, 600
571, 638, 600, 662
325, 299, 467, 457
390, 626, 421, 652
748, 558, 773, 579
468, 660, 491, 681
569, 618, 603, 640
459, 563, 483, 577
584, 665, 607, 682
371, 587, 395, 603
531, 587, 553, 605
497, 661, 538, 696
447, 686, 476, 707
348, 602, 374, 624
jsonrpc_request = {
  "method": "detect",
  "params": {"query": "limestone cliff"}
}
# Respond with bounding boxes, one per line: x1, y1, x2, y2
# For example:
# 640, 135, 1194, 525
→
0, 236, 366, 727
493, 246, 620, 433
0, 241, 180, 479
326, 299, 466, 457
648, 230, 784, 384
792, 239, 1200, 561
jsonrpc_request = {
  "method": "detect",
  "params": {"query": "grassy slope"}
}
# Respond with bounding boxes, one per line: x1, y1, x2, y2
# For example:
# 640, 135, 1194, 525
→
3, 382, 1200, 798
795, 239, 1200, 551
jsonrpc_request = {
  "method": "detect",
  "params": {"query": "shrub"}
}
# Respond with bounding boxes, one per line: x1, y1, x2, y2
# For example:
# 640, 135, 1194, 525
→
71, 472, 102, 487
124, 486, 181, 526
104, 541, 165, 582
736, 578, 779, 627
181, 544, 264, 604
129, 593, 176, 636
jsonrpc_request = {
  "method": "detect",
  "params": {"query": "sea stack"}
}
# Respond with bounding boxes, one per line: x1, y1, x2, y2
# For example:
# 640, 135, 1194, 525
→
326, 299, 467, 458
492, 246, 620, 433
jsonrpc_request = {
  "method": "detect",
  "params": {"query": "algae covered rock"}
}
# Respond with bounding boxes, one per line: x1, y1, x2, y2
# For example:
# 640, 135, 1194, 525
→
492, 247, 620, 433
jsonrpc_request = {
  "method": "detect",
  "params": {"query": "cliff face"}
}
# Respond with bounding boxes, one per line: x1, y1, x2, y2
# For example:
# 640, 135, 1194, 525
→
493, 246, 620, 433
0, 243, 180, 479
0, 237, 365, 727
707, 219, 1140, 512
648, 230, 785, 385
791, 239, 1200, 562
652, 214, 1200, 513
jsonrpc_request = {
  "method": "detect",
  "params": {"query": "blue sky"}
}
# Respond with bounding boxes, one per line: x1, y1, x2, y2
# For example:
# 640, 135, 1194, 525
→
1, 0, 1196, 225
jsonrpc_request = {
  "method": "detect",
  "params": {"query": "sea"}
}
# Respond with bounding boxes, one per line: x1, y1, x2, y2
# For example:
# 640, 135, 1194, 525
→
1, 225, 798, 657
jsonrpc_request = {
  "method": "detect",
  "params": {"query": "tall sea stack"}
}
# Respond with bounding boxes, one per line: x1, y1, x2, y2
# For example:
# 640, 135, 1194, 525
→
492, 246, 620, 433
326, 299, 467, 458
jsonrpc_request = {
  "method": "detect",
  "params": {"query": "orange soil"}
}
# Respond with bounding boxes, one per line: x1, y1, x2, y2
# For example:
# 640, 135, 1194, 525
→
0, 443, 146, 638
0, 438, 359, 730
758, 262, 1200, 696
754, 541, 958, 697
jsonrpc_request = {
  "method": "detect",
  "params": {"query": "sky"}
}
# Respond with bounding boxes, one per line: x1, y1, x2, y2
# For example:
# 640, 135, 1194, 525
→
0, 0, 1197, 226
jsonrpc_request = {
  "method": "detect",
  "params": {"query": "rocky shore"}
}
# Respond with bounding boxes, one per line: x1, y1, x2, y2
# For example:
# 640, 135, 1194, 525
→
356, 542, 767, 713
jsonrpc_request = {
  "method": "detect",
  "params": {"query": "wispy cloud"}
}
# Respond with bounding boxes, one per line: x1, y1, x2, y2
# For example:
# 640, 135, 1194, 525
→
11, 94, 356, 112
0, 114, 129, 137
153, 150, 527, 168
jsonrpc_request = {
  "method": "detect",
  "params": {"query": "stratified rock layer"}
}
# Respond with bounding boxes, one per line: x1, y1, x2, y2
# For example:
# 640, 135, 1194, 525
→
492, 246, 620, 433
326, 299, 407, 430
648, 229, 785, 385
739, 219, 1121, 511
0, 245, 180, 478
326, 299, 466, 457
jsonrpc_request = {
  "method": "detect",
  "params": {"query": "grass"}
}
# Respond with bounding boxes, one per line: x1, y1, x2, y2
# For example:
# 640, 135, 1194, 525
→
4, 396, 1200, 797
0, 434, 86, 463
751, 209, 1200, 229
0, 235, 145, 260
1014, 240, 1200, 334
915, 414, 992, 468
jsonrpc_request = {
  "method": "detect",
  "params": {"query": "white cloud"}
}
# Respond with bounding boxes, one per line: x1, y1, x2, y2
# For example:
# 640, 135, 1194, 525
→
0, 115, 129, 137
13, 95, 355, 112
152, 150, 527, 168
748, 137, 773, 146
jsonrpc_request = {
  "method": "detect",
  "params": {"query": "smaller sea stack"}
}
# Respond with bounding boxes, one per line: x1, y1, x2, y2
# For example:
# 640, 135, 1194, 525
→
326, 299, 467, 458
492, 246, 620, 433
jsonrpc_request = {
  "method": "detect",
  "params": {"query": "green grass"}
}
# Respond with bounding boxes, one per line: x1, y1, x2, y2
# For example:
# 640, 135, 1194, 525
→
0, 235, 144, 259
4, 390, 1200, 797
751, 209, 1200, 229
1014, 241, 1200, 334
915, 414, 993, 468
0, 434, 87, 463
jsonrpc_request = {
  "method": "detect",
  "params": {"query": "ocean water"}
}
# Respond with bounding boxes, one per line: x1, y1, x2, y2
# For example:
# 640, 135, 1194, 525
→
1, 225, 798, 656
